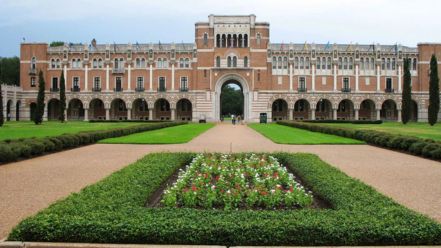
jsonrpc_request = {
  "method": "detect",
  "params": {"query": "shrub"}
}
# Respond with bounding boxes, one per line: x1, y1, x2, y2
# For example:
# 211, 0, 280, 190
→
422, 143, 441, 158
303, 120, 383, 124
0, 144, 17, 161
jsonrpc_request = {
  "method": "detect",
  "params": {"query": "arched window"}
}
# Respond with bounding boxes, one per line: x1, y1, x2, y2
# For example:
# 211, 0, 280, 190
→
233, 56, 237, 67
327, 57, 331, 70
51, 59, 56, 69
386, 58, 391, 70
227, 34, 232, 47
272, 56, 277, 69
338, 57, 342, 70
238, 34, 243, 48
162, 58, 168, 68
233, 34, 237, 47
56, 59, 61, 68
136, 58, 141, 68
216, 56, 220, 67
185, 58, 190, 68
381, 58, 386, 70
300, 57, 304, 70
360, 58, 364, 70
98, 58, 103, 68
278, 56, 282, 69
216, 34, 221, 47
244, 56, 248, 67
349, 57, 353, 70
141, 58, 146, 68
283, 57, 288, 70
412, 58, 417, 70
343, 57, 348, 70
256, 33, 261, 45
31, 57, 36, 69
294, 57, 299, 70
244, 34, 248, 47
222, 34, 226, 47
157, 58, 163, 68
93, 59, 98, 68
203, 33, 208, 46
370, 58, 374, 71
317, 57, 321, 70
227, 56, 232, 67
305, 57, 310, 70
179, 58, 184, 68
392, 58, 396, 70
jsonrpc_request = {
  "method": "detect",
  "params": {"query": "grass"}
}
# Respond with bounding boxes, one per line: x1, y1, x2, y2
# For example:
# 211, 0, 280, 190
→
321, 122, 441, 141
99, 123, 214, 144
8, 152, 441, 245
0, 121, 141, 141
249, 123, 363, 144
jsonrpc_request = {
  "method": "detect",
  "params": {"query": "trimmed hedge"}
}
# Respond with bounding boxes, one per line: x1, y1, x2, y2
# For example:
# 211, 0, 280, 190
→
8, 153, 441, 245
278, 121, 441, 160
303, 120, 383, 124
0, 122, 185, 164
89, 120, 170, 123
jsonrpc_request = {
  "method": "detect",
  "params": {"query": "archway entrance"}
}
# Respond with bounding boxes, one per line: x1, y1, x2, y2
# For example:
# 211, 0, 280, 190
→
47, 99, 61, 120
215, 74, 249, 122
220, 80, 244, 120
30, 102, 37, 121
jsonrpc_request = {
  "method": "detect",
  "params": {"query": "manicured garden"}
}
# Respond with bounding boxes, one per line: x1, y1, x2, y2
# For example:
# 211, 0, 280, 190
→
99, 123, 214, 144
249, 123, 363, 144
9, 152, 441, 246
321, 121, 441, 141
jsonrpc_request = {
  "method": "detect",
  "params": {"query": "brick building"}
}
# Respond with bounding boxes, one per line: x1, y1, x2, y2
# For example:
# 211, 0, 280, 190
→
3, 14, 441, 122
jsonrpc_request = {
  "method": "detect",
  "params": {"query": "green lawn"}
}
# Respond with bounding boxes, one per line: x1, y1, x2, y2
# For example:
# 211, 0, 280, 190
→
99, 123, 214, 144
0, 121, 141, 141
321, 122, 441, 141
249, 123, 364, 144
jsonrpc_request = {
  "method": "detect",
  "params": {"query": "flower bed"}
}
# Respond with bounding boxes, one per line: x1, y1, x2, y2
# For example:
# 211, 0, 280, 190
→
162, 153, 313, 210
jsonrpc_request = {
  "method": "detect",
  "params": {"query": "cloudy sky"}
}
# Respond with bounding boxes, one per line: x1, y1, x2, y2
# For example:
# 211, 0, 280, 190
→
1, 0, 440, 57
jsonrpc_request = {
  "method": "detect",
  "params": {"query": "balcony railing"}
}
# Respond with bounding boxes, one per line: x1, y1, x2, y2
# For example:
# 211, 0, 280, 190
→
50, 87, 59, 92
385, 88, 395, 93
135, 87, 145, 92
28, 68, 37, 75
341, 87, 351, 93
114, 87, 124, 92
297, 87, 307, 93
71, 87, 81, 92
112, 68, 125, 74
92, 87, 101, 92
179, 87, 189, 92
158, 87, 166, 92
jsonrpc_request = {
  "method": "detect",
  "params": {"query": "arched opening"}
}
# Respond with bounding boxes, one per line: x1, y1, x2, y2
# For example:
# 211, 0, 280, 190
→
110, 98, 127, 120
89, 98, 105, 120
67, 99, 84, 120
176, 99, 192, 121
381, 99, 398, 121
154, 98, 171, 120
337, 99, 355, 120
410, 100, 418, 122
272, 99, 288, 121
221, 34, 226, 47
15, 100, 21, 121
216, 34, 220, 47
47, 98, 61, 120
6, 100, 12, 121
293, 99, 310, 120
30, 102, 37, 121
132, 98, 149, 120
315, 99, 332, 120
359, 99, 376, 120
220, 80, 244, 120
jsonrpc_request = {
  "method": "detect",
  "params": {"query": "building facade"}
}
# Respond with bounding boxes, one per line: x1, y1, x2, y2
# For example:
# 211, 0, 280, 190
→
4, 14, 441, 122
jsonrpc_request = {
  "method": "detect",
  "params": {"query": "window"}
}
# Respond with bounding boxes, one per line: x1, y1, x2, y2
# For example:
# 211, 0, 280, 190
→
114, 58, 123, 69
317, 57, 321, 70
136, 58, 141, 68
98, 58, 103, 68
93, 59, 98, 68
243, 34, 248, 47
412, 58, 417, 71
179, 58, 184, 68
51, 59, 56, 69
158, 77, 166, 91
300, 57, 304, 70
185, 58, 190, 68
56, 59, 61, 68
283, 57, 288, 70
216, 56, 220, 67
136, 77, 144, 89
343, 77, 349, 89
272, 57, 276, 69
72, 59, 81, 68
157, 58, 163, 68
256, 33, 261, 45
299, 77, 306, 90
141, 58, 146, 68
94, 77, 101, 89
343, 57, 348, 70
52, 77, 58, 90
338, 57, 342, 70
244, 56, 248, 67
31, 57, 36, 69
305, 57, 310, 70
204, 69, 207, 77
203, 33, 208, 46
257, 70, 261, 81
73, 77, 79, 88
381, 58, 386, 70
180, 77, 188, 91
386, 78, 392, 90
327, 57, 331, 70
162, 58, 168, 68
360, 58, 364, 70
277, 57, 282, 69
115, 77, 122, 91
233, 56, 237, 67
216, 34, 221, 47
386, 58, 391, 70
392, 58, 396, 70
30, 77, 36, 87
349, 57, 353, 70
294, 57, 299, 70
370, 58, 374, 71
228, 56, 232, 67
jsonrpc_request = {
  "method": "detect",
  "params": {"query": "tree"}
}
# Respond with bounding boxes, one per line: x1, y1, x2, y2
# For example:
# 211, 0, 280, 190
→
0, 57, 20, 86
401, 58, 412, 124
59, 71, 66, 122
220, 84, 244, 116
0, 83, 4, 127
34, 70, 45, 125
428, 54, 440, 126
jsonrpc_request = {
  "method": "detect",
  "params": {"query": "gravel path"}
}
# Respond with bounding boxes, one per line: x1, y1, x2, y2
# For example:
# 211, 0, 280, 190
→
1, 123, 440, 239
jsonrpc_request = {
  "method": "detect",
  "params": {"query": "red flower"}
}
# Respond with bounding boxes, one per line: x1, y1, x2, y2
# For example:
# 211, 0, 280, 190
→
289, 186, 294, 192
191, 184, 197, 192
260, 191, 268, 196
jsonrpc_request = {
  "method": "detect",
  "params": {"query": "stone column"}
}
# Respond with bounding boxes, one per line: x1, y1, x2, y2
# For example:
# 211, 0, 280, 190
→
354, 108, 359, 121
43, 105, 48, 121
63, 65, 68, 87
127, 64, 131, 90
398, 64, 402, 93
311, 64, 316, 92
376, 65, 381, 92
2, 87, 6, 119
333, 64, 337, 91
105, 108, 110, 120
288, 108, 293, 121
333, 109, 337, 120
84, 65, 88, 91
376, 109, 381, 121
149, 64, 153, 91
355, 64, 359, 92
149, 109, 153, 121
311, 109, 316, 120
84, 108, 89, 121
289, 63, 293, 91
127, 108, 131, 120
171, 63, 175, 91
171, 108, 176, 121
397, 109, 402, 122
106, 64, 110, 91
64, 109, 68, 121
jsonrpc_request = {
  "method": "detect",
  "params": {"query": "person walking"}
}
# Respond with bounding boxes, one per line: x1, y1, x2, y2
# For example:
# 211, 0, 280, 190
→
237, 115, 241, 125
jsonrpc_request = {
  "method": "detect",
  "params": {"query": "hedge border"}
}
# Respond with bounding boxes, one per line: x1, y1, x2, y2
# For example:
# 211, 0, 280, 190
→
303, 120, 383, 124
8, 152, 441, 246
0, 122, 186, 164
278, 121, 441, 160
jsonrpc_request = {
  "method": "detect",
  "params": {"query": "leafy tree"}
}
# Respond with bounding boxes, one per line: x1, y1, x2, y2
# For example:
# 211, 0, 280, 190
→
0, 83, 3, 127
59, 71, 66, 122
428, 54, 440, 126
0, 57, 20, 86
220, 84, 244, 116
35, 70, 45, 124
49, 41, 65, 47
401, 58, 412, 124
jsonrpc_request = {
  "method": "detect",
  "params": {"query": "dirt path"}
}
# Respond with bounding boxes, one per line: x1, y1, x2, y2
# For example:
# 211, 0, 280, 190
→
1, 123, 440, 239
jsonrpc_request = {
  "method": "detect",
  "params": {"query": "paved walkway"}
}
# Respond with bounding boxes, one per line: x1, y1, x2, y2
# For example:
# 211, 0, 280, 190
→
1, 123, 441, 239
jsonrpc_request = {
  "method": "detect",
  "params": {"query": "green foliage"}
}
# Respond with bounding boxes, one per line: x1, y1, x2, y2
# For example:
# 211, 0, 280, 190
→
0, 57, 20, 86
303, 120, 382, 124
0, 83, 3, 127
34, 71, 45, 125
278, 121, 441, 160
0, 122, 185, 163
428, 54, 440, 126
402, 58, 412, 124
221, 84, 243, 116
8, 153, 441, 245
49, 41, 65, 47
59, 71, 66, 122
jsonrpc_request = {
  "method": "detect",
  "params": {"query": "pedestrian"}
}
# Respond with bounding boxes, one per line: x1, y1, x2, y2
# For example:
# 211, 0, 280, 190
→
237, 115, 241, 125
